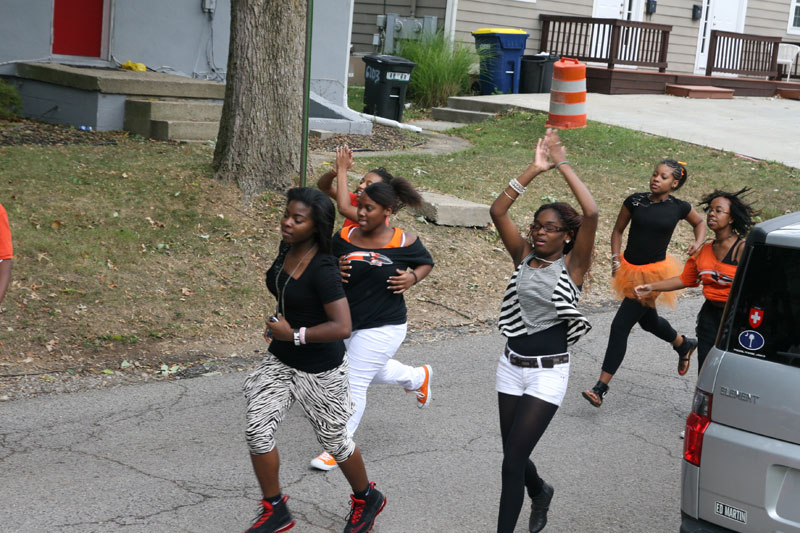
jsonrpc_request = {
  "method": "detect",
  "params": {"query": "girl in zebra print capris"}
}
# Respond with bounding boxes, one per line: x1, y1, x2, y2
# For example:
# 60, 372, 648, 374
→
242, 188, 385, 533
490, 129, 597, 533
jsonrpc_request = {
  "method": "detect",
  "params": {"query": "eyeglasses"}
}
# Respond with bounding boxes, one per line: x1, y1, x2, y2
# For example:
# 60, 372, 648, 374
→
704, 207, 730, 215
531, 223, 566, 233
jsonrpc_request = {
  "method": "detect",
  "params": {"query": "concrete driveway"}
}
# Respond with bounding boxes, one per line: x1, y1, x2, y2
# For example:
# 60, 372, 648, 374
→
454, 93, 800, 169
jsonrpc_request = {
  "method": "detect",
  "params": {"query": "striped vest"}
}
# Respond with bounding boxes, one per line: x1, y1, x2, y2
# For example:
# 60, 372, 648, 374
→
498, 253, 591, 346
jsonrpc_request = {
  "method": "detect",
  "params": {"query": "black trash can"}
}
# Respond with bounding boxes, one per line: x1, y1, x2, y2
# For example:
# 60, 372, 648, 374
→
362, 54, 416, 122
520, 53, 559, 93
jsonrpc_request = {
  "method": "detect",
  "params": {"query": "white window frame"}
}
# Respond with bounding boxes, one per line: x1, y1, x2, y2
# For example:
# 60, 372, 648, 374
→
788, 0, 800, 35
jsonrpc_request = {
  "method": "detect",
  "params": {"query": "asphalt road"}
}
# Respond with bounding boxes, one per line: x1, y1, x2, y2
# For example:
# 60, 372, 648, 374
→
0, 297, 704, 532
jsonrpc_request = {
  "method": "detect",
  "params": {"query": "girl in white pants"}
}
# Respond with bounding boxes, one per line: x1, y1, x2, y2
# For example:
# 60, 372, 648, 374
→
310, 159, 435, 471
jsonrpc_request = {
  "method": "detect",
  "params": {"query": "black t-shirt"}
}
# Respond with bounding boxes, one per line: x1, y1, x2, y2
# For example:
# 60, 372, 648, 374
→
333, 231, 434, 330
623, 192, 691, 265
265, 248, 347, 373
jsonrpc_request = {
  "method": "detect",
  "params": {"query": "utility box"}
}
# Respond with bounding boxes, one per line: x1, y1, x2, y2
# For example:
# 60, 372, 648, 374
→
472, 28, 529, 95
362, 54, 416, 122
375, 13, 438, 54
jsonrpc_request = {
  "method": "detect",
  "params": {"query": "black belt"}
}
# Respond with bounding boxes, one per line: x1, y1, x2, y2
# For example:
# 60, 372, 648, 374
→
504, 346, 569, 368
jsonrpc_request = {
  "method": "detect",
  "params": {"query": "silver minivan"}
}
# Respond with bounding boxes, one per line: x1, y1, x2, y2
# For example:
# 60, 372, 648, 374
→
681, 211, 800, 533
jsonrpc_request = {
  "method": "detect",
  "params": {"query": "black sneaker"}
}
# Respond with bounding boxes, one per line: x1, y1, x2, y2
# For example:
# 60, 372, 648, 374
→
246, 495, 295, 533
343, 482, 386, 533
529, 480, 554, 533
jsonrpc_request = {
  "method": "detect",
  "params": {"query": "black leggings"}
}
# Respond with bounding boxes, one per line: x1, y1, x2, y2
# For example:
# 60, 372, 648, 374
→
497, 392, 559, 533
601, 297, 678, 375
696, 300, 724, 373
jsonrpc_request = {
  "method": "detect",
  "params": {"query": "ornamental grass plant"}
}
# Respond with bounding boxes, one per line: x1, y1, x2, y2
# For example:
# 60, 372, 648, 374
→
396, 32, 478, 108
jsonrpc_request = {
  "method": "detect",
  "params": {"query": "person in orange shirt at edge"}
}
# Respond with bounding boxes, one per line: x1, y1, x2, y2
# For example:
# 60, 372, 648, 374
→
0, 202, 12, 307
317, 145, 392, 230
634, 188, 757, 373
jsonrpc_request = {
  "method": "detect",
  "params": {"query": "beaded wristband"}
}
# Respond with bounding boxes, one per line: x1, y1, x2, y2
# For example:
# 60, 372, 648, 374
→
555, 160, 570, 169
509, 178, 526, 194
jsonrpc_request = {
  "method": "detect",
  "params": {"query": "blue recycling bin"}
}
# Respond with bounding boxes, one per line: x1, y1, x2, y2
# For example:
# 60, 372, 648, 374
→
472, 28, 529, 95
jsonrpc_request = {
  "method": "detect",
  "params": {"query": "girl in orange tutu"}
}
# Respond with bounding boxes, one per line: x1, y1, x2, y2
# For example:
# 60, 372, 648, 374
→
582, 160, 706, 407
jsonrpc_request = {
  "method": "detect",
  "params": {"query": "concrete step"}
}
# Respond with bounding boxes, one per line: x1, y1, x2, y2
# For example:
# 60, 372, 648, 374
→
446, 96, 517, 114
431, 107, 494, 124
413, 191, 490, 227
127, 98, 223, 121
150, 120, 219, 141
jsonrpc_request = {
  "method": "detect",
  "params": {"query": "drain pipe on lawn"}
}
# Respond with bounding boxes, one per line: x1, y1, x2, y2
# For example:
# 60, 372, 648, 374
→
355, 111, 423, 133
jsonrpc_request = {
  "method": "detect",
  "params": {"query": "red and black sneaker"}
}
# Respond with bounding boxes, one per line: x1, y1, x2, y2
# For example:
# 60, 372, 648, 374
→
343, 482, 386, 533
246, 495, 295, 533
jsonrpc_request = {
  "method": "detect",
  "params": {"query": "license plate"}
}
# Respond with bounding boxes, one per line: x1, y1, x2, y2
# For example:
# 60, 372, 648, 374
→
714, 501, 747, 524
386, 72, 410, 81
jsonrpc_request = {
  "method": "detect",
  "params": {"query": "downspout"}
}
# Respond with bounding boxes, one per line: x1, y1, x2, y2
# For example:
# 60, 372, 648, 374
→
300, 0, 314, 187
356, 112, 422, 132
444, 0, 459, 43
410, 0, 417, 17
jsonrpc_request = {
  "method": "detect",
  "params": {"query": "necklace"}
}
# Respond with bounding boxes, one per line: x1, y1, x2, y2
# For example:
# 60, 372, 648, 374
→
274, 244, 317, 316
531, 254, 557, 268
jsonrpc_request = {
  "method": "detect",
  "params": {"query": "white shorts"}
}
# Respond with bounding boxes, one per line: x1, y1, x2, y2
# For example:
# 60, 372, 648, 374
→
495, 348, 570, 406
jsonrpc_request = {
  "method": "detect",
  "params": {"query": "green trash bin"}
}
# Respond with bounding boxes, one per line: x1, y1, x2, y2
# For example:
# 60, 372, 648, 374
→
362, 54, 417, 122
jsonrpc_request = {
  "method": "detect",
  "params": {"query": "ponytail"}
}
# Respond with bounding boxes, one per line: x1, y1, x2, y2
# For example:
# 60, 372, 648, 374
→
363, 176, 422, 212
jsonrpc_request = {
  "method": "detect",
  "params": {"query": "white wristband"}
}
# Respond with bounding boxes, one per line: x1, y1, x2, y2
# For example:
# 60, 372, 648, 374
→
508, 178, 526, 195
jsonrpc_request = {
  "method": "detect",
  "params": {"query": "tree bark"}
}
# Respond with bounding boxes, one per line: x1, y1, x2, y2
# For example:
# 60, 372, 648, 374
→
213, 0, 307, 196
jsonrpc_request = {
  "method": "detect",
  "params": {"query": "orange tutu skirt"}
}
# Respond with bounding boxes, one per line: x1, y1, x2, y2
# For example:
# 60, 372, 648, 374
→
611, 253, 683, 308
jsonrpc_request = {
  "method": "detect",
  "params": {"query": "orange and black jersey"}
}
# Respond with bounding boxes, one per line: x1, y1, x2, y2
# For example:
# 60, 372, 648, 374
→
333, 227, 434, 330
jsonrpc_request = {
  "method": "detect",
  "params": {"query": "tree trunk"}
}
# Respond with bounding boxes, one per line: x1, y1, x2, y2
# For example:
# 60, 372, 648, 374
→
213, 0, 307, 196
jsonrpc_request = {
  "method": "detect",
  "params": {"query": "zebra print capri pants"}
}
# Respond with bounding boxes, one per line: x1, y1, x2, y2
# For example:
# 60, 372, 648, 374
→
243, 353, 356, 462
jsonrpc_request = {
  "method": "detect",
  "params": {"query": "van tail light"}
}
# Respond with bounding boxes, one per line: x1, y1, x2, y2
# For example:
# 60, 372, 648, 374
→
684, 388, 713, 466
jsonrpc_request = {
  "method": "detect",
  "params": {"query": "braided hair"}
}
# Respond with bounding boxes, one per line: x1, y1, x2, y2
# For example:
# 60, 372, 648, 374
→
659, 159, 689, 190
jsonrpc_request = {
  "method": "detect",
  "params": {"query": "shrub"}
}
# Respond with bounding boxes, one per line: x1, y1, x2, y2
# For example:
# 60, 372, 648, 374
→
0, 79, 22, 119
396, 32, 478, 108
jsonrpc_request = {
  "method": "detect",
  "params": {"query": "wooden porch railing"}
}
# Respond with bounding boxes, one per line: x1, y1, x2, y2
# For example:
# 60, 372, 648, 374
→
539, 15, 672, 71
705, 30, 781, 78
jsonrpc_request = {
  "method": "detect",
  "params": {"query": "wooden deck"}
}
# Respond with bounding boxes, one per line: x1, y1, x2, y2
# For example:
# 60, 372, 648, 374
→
586, 67, 800, 96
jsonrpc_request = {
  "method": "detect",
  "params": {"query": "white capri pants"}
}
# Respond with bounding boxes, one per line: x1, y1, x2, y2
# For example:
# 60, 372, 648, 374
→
345, 322, 426, 437
243, 353, 356, 462
495, 347, 570, 407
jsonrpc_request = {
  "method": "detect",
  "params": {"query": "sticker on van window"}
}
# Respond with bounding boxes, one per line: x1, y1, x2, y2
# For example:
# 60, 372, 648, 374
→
738, 330, 765, 351
714, 501, 747, 524
748, 307, 764, 328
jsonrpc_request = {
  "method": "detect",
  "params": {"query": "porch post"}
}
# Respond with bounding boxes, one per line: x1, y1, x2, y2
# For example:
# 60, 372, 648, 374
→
608, 21, 620, 69
705, 30, 718, 76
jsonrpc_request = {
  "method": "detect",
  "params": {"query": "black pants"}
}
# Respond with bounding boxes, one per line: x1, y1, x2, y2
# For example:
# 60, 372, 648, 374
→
696, 300, 724, 373
601, 298, 678, 375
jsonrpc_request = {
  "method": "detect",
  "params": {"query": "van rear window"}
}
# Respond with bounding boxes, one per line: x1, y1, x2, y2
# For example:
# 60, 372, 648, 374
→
719, 244, 800, 367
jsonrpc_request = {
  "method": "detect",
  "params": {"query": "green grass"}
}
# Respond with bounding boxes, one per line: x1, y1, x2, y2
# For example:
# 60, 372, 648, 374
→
1, 112, 797, 369
0, 137, 286, 361
350, 111, 798, 222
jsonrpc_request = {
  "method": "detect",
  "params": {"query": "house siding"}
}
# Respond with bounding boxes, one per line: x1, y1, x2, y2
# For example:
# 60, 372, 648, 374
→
352, 0, 447, 53
454, 1, 798, 75
454, 0, 590, 54
746, 0, 799, 41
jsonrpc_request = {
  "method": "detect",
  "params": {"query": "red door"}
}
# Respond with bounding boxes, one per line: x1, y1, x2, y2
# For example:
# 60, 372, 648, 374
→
52, 0, 104, 57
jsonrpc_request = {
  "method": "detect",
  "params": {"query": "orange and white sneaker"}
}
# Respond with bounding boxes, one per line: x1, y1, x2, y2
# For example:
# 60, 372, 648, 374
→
310, 451, 339, 471
407, 364, 432, 408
